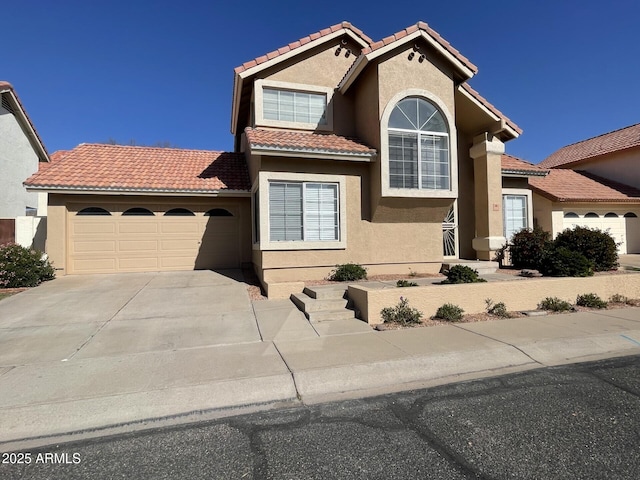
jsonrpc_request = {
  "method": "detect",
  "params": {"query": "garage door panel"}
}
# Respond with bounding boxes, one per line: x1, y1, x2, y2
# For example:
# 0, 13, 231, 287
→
68, 203, 241, 274
118, 257, 159, 270
161, 222, 200, 234
118, 222, 159, 234
72, 258, 118, 273
118, 240, 159, 252
72, 240, 117, 254
72, 222, 116, 235
160, 239, 201, 251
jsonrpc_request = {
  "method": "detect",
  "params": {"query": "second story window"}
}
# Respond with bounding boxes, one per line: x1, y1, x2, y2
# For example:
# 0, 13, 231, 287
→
388, 97, 450, 190
263, 88, 327, 125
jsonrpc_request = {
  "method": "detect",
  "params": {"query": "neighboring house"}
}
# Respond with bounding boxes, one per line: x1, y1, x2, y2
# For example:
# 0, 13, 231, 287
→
531, 124, 640, 254
26, 21, 530, 296
0, 81, 50, 248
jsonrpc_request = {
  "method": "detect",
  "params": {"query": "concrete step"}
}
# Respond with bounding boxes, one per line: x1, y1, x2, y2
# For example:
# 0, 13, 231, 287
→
306, 309, 356, 323
290, 293, 349, 313
441, 261, 499, 275
303, 285, 348, 300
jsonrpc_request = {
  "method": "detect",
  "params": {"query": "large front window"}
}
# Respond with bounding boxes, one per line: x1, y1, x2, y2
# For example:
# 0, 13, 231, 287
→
263, 88, 327, 125
388, 97, 450, 190
269, 182, 339, 242
503, 194, 528, 240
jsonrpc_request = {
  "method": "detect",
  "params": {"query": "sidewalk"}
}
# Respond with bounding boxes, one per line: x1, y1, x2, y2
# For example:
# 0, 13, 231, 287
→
1, 295, 639, 449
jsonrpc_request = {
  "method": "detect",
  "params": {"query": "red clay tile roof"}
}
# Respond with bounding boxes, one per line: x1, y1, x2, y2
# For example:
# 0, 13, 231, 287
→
245, 128, 376, 156
529, 169, 640, 203
461, 83, 523, 135
234, 22, 373, 74
362, 21, 478, 75
501, 154, 548, 176
24, 144, 250, 193
0, 81, 49, 161
540, 123, 640, 169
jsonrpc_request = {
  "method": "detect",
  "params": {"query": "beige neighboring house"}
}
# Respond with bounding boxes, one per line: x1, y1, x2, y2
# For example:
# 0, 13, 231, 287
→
0, 81, 50, 249
531, 124, 640, 254
26, 21, 537, 297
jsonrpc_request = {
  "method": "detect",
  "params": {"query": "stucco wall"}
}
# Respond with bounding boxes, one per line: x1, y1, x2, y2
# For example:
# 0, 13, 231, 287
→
350, 272, 640, 324
573, 148, 640, 189
256, 157, 447, 283
0, 106, 41, 218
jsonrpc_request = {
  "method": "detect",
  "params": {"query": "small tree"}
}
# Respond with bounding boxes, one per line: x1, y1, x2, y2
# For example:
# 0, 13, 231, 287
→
508, 226, 551, 270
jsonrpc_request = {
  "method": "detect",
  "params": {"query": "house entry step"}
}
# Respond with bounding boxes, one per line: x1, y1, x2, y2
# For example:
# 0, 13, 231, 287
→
291, 285, 357, 323
441, 260, 499, 275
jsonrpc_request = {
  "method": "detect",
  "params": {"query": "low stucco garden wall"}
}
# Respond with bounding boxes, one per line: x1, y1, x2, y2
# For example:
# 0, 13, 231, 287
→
348, 272, 640, 325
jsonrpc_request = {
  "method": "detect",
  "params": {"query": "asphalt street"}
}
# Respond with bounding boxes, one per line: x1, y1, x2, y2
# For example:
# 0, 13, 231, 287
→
2, 354, 640, 480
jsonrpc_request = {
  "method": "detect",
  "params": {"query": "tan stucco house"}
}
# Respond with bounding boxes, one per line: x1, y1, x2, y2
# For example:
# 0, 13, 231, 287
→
1, 81, 49, 248
25, 21, 540, 297
531, 123, 640, 254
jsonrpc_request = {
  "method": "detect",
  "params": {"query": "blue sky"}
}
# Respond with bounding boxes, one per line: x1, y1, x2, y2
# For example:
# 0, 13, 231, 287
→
4, 0, 639, 163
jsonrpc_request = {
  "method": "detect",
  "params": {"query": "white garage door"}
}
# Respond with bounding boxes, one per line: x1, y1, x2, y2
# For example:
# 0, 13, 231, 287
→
68, 204, 240, 274
562, 210, 639, 254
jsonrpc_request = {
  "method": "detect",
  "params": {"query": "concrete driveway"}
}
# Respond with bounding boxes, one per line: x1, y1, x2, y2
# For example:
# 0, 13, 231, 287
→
0, 270, 261, 365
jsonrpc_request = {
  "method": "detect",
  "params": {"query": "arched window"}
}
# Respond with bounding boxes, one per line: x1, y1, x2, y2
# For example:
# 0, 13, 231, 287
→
164, 208, 195, 216
584, 212, 599, 218
77, 207, 111, 216
205, 208, 233, 217
564, 212, 579, 218
604, 212, 618, 218
122, 207, 154, 216
624, 212, 638, 218
388, 97, 449, 190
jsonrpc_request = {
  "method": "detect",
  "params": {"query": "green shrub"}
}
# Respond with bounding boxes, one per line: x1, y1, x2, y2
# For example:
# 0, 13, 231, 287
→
396, 279, 418, 287
539, 246, 594, 277
328, 263, 367, 282
538, 297, 573, 312
485, 298, 511, 318
508, 226, 552, 270
576, 293, 608, 309
381, 297, 423, 325
609, 294, 629, 304
434, 303, 465, 321
441, 265, 487, 284
553, 226, 618, 272
0, 243, 55, 288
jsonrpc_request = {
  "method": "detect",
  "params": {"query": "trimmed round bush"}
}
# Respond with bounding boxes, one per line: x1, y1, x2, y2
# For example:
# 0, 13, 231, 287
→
576, 293, 608, 309
441, 265, 486, 284
328, 263, 367, 282
0, 243, 55, 288
434, 303, 464, 321
508, 226, 551, 270
539, 246, 594, 277
553, 226, 618, 272
538, 297, 573, 312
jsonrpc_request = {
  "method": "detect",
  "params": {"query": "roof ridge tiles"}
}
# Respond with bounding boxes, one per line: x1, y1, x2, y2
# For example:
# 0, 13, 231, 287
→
556, 122, 640, 150
234, 21, 373, 74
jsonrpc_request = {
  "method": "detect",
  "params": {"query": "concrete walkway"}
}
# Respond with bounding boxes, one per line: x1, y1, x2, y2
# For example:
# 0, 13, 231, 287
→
1, 271, 640, 449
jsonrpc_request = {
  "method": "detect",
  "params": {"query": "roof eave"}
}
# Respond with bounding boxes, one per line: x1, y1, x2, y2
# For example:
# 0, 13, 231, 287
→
340, 30, 475, 94
458, 85, 522, 140
249, 145, 376, 162
24, 185, 251, 197
1, 86, 49, 162
501, 169, 548, 177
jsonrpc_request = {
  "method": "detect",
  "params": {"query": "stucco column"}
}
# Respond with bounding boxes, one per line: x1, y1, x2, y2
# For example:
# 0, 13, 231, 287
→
470, 133, 505, 260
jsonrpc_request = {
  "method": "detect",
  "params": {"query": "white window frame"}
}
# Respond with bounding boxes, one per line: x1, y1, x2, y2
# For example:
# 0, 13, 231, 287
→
502, 188, 533, 240
254, 79, 334, 132
380, 89, 458, 199
256, 171, 347, 251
